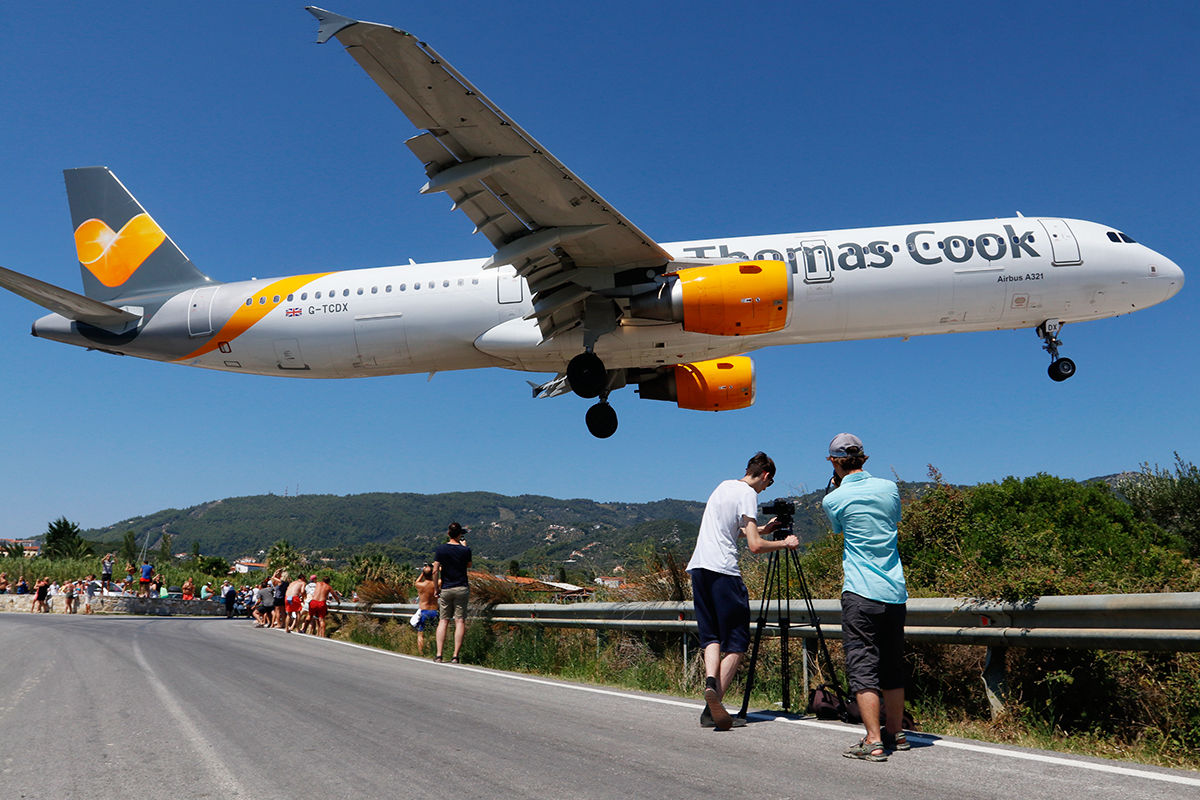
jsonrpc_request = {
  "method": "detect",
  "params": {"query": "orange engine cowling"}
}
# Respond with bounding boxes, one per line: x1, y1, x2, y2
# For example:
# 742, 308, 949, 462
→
637, 356, 755, 411
631, 260, 791, 336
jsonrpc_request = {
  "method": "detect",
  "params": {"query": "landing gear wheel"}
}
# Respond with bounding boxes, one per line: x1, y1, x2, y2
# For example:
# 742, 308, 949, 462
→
567, 352, 607, 399
585, 402, 618, 439
1048, 357, 1076, 382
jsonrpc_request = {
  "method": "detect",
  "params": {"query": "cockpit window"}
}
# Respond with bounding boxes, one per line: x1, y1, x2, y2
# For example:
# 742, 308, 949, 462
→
1107, 231, 1121, 243
1119, 233, 1136, 243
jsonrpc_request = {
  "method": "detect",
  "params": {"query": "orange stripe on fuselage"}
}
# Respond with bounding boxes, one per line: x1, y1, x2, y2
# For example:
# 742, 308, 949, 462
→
176, 273, 332, 361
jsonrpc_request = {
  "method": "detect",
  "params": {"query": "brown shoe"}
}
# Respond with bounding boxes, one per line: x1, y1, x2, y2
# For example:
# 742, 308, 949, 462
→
704, 686, 732, 731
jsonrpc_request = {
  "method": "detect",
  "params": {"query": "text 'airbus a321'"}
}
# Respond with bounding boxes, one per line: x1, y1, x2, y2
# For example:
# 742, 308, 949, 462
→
0, 7, 1184, 438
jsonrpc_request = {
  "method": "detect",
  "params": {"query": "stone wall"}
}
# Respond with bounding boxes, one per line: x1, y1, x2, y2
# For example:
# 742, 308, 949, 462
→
0, 592, 227, 616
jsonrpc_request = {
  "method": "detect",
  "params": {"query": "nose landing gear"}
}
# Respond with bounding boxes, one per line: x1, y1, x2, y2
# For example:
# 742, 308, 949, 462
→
1037, 319, 1076, 382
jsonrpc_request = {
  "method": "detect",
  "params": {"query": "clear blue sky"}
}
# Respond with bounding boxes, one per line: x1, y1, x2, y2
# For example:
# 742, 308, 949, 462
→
0, 1, 1196, 537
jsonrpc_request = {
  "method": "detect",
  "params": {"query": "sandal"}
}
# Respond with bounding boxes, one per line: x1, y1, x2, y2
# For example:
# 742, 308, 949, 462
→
844, 737, 888, 761
883, 730, 910, 751
450, 657, 460, 664
434, 656, 443, 663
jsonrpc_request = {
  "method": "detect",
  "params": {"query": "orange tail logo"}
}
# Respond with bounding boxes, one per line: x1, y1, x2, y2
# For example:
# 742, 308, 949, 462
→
74, 213, 167, 287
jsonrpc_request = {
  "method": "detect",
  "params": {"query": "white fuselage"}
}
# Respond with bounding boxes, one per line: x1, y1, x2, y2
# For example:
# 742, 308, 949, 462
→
32, 217, 1183, 379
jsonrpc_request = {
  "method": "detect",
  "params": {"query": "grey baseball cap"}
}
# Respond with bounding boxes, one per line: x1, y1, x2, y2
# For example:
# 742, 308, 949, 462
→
828, 433, 864, 457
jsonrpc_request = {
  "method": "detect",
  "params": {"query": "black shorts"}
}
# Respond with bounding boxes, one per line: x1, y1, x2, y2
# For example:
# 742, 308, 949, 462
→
841, 591, 906, 694
690, 568, 750, 654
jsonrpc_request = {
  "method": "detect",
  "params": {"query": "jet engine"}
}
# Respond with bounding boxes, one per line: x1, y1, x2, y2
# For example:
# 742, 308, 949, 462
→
637, 356, 755, 411
630, 260, 791, 335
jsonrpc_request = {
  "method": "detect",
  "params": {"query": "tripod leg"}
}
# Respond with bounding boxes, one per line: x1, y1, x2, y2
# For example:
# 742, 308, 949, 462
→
738, 550, 779, 718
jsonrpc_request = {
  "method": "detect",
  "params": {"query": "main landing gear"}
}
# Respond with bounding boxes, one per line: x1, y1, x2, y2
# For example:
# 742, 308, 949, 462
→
1037, 319, 1076, 382
568, 351, 619, 439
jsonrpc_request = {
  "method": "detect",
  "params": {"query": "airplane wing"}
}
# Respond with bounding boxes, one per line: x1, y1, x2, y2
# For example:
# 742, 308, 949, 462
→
308, 8, 673, 344
0, 265, 140, 330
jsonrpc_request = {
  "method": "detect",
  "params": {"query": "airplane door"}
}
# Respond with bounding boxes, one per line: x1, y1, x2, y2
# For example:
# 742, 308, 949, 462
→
274, 338, 308, 370
1038, 219, 1082, 266
800, 240, 833, 284
497, 265, 523, 303
186, 286, 219, 336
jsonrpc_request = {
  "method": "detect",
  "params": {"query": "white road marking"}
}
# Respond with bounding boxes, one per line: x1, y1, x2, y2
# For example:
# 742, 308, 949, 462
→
132, 634, 252, 798
321, 636, 1200, 788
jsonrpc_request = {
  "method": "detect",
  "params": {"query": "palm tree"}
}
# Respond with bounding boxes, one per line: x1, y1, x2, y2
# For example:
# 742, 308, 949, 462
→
43, 517, 91, 559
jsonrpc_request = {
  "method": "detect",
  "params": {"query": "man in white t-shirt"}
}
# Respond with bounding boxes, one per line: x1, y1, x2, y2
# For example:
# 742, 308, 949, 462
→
687, 452, 799, 730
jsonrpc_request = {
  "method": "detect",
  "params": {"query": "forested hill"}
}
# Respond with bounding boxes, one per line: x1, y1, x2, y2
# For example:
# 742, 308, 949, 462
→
80, 488, 842, 570
83, 492, 709, 567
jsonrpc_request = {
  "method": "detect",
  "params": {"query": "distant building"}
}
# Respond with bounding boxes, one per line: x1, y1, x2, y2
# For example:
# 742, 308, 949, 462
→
595, 576, 626, 588
0, 538, 40, 558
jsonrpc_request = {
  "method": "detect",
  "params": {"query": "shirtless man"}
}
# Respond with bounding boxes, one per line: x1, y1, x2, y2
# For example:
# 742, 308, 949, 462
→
413, 564, 439, 655
308, 576, 342, 638
284, 576, 307, 632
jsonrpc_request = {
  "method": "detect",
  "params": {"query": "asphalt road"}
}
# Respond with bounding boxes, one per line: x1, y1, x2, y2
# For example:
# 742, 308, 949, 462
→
1, 614, 1197, 799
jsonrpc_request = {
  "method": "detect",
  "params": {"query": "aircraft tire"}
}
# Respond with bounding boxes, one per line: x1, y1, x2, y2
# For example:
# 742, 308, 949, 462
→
567, 352, 607, 399
1048, 357, 1076, 382
585, 402, 618, 439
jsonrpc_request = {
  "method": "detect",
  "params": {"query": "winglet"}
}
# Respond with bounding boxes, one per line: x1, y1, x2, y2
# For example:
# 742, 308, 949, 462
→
306, 7, 358, 44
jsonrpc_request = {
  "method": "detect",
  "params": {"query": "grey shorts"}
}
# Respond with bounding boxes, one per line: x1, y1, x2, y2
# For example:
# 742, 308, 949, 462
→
841, 591, 906, 695
437, 585, 469, 620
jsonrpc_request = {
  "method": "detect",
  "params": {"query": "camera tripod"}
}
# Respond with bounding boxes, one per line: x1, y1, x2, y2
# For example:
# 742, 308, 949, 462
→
736, 521, 841, 720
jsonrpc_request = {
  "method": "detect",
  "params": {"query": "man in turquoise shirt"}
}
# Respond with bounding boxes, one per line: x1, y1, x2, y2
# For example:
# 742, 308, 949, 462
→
821, 433, 909, 761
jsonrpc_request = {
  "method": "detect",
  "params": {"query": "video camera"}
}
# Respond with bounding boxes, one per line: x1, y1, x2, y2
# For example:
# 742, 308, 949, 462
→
759, 498, 796, 539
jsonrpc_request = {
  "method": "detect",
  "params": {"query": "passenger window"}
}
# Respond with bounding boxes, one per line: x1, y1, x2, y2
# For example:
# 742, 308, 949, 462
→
457, 279, 464, 286
301, 292, 308, 300
386, 285, 392, 292
259, 297, 266, 305
343, 289, 350, 297
273, 295, 280, 303
316, 291, 322, 299
400, 284, 406, 291
414, 283, 420, 290
472, 278, 479, 285
428, 282, 434, 289
245, 299, 252, 306
443, 280, 450, 287
371, 286, 378, 294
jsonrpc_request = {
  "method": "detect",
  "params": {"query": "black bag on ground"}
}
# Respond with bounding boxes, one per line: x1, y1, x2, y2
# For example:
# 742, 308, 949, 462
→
807, 683, 861, 723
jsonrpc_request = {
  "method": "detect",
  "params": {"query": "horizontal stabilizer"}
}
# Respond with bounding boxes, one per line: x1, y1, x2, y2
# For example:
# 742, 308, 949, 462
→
0, 265, 140, 330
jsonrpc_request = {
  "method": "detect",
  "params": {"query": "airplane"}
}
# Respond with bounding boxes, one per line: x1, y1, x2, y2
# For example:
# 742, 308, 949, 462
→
0, 8, 1184, 439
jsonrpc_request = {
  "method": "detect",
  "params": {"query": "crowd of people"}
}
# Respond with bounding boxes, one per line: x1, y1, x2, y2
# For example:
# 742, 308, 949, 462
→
1, 559, 348, 638
240, 569, 343, 637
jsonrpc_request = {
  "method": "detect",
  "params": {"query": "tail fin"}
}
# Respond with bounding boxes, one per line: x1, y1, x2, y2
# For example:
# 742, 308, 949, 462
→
65, 167, 213, 302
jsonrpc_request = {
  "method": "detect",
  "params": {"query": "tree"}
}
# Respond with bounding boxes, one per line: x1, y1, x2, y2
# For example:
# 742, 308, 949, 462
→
898, 472, 1197, 599
4, 541, 25, 558
507, 559, 521, 577
120, 530, 138, 567
191, 540, 202, 560
159, 532, 172, 565
1119, 453, 1200, 557
267, 539, 304, 576
43, 517, 90, 560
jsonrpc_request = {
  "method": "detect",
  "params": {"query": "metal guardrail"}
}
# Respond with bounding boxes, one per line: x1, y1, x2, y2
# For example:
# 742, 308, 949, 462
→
334, 592, 1200, 652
